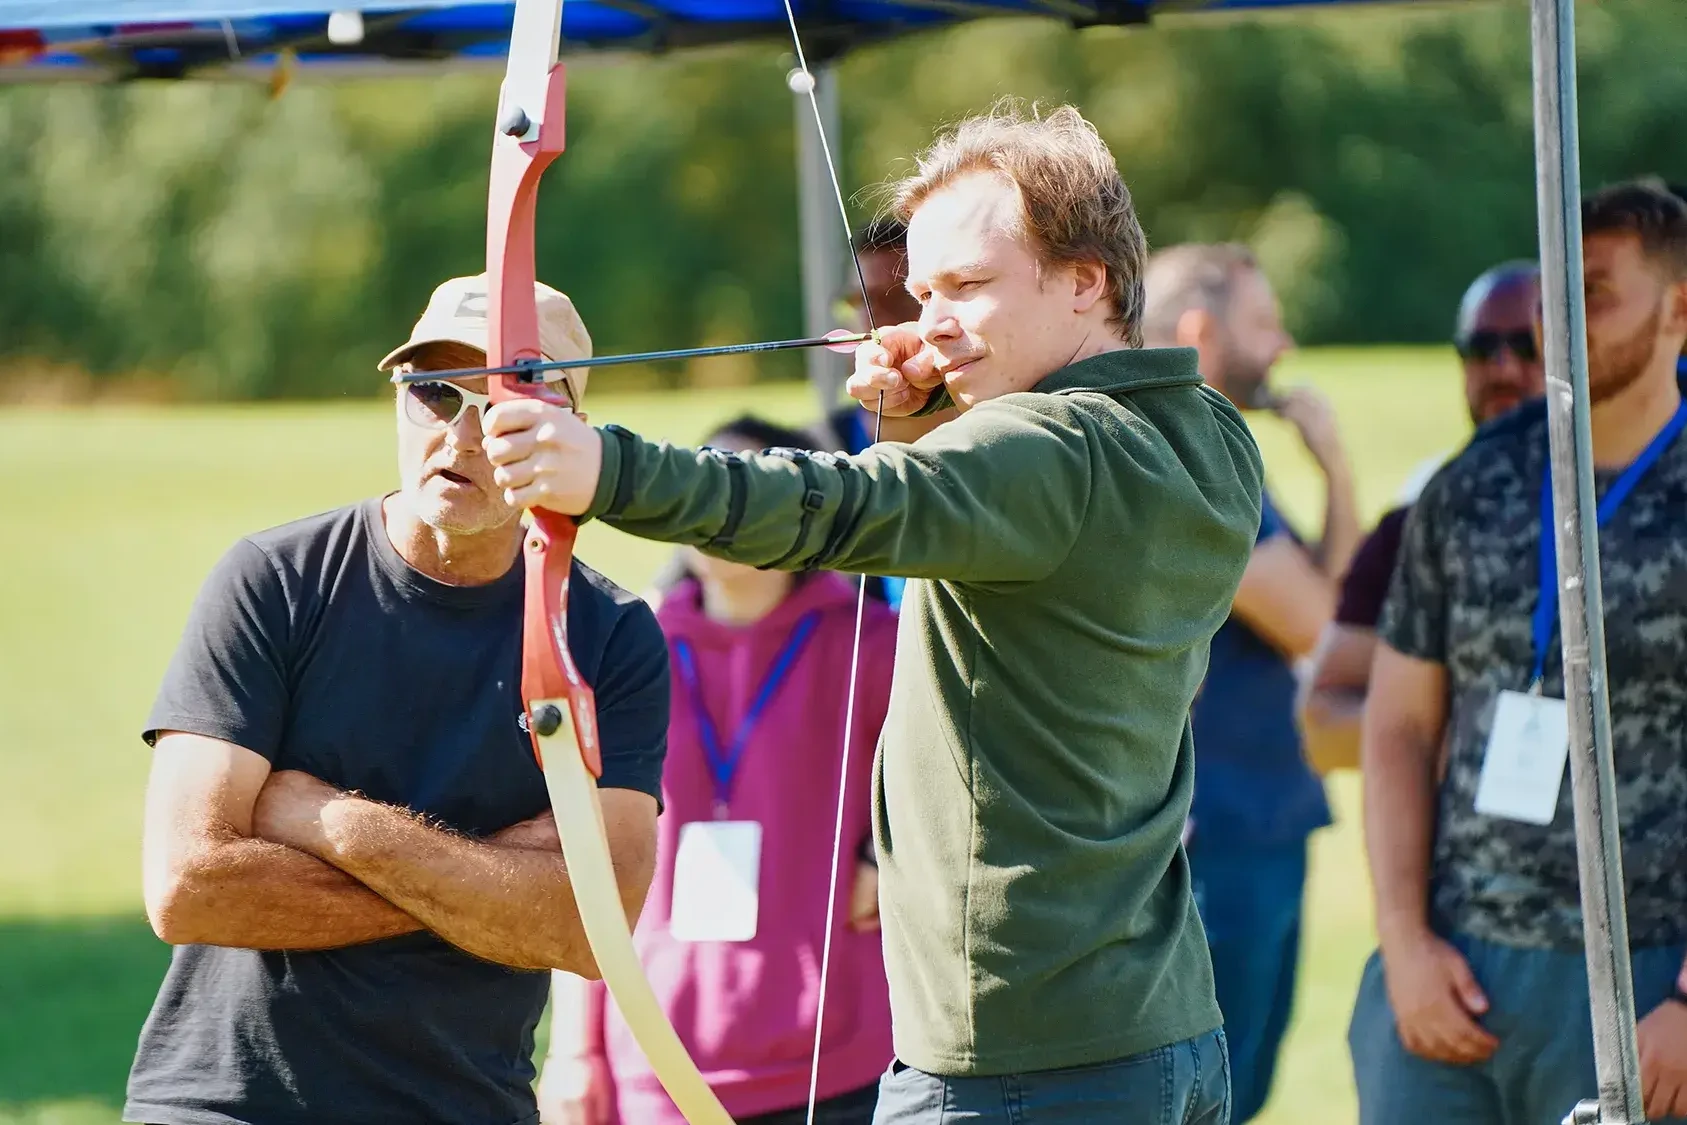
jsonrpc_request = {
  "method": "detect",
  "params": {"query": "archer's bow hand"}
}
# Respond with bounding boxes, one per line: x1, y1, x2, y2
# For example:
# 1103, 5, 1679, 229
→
847, 323, 943, 417
484, 398, 602, 517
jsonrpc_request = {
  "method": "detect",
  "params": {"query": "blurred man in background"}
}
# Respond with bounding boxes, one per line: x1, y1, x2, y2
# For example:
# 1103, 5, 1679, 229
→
1353, 179, 1687, 1125
1296, 261, 1544, 775
1142, 242, 1360, 1123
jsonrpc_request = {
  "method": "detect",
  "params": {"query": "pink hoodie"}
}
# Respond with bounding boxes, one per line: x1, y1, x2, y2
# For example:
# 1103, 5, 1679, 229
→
590, 571, 897, 1123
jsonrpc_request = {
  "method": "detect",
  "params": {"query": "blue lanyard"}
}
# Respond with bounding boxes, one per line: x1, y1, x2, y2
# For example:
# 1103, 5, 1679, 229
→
672, 611, 820, 815
1532, 400, 1687, 685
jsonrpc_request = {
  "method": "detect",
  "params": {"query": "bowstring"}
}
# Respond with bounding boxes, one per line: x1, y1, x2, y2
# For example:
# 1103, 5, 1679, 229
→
775, 9, 884, 1124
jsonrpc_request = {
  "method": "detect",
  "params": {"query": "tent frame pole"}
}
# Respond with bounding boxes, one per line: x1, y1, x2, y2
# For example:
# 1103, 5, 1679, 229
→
1527, 0, 1646, 1121
794, 60, 849, 419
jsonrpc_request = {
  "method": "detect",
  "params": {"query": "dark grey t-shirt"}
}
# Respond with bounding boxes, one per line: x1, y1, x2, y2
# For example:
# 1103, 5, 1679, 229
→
125, 496, 669, 1125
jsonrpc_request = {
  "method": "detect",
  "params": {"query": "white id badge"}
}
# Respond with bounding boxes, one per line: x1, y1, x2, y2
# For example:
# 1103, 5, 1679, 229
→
669, 821, 762, 942
1473, 690, 1571, 825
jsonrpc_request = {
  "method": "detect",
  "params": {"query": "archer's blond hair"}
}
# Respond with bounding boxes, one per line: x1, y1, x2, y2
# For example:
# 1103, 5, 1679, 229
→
891, 101, 1149, 346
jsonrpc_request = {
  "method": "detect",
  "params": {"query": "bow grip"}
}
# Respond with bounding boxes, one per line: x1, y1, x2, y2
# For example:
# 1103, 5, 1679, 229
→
494, 375, 602, 780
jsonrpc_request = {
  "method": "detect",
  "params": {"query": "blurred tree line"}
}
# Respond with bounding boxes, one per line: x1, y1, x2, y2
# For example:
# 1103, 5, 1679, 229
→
0, 0, 1681, 403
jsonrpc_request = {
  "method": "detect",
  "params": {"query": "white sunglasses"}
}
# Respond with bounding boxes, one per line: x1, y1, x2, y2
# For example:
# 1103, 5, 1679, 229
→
399, 377, 494, 428
393, 363, 574, 428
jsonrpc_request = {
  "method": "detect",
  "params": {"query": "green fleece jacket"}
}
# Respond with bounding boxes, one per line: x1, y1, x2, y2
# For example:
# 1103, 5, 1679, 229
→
585, 346, 1263, 1076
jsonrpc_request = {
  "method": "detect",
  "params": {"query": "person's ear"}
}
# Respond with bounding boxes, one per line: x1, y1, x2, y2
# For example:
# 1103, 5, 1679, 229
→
1665, 278, 1687, 339
1070, 260, 1109, 314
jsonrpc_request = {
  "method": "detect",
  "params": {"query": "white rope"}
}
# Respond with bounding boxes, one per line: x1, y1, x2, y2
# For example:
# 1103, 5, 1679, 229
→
772, 8, 886, 1123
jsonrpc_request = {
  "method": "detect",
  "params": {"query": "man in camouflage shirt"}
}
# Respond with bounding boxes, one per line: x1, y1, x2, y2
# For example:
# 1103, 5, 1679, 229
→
1353, 179, 1687, 1125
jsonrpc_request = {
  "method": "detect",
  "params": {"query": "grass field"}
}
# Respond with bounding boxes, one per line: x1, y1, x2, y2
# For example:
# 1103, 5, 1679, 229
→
0, 347, 1476, 1124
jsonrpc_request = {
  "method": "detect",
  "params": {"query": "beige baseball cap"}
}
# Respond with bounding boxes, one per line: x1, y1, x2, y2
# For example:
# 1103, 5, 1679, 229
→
378, 273, 594, 406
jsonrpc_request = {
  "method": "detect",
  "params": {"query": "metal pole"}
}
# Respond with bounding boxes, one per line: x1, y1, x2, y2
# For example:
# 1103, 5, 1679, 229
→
793, 61, 848, 418
1528, 1, 1646, 1121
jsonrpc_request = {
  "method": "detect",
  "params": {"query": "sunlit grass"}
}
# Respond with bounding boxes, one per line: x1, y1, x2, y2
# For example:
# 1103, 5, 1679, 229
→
0, 348, 1474, 1123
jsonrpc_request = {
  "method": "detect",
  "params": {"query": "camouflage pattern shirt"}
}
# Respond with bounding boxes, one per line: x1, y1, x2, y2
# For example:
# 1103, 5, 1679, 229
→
1378, 394, 1687, 951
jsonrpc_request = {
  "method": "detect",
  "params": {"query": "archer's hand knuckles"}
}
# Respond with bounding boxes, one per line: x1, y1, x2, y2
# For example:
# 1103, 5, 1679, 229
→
853, 341, 895, 374
485, 396, 560, 438
484, 430, 523, 467
494, 461, 535, 491
481, 398, 525, 437
877, 321, 923, 350
530, 416, 561, 448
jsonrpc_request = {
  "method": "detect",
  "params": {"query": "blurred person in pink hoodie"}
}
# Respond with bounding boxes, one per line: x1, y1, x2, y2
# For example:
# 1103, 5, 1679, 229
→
538, 415, 896, 1125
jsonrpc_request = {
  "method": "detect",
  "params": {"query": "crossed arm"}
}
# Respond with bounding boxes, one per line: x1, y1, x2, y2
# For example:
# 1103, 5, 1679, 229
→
142, 731, 657, 975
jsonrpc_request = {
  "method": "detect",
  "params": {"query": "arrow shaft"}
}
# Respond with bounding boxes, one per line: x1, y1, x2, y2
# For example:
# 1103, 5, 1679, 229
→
392, 331, 873, 385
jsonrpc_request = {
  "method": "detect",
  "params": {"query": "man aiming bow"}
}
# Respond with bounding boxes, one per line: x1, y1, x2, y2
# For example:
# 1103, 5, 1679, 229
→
481, 103, 1262, 1124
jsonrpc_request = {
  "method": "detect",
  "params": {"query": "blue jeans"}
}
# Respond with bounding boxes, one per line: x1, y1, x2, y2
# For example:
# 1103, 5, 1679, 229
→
1187, 836, 1308, 1123
1348, 931, 1687, 1125
871, 1029, 1230, 1125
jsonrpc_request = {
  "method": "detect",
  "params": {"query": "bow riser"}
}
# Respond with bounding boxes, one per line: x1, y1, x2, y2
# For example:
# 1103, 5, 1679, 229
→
483, 63, 597, 772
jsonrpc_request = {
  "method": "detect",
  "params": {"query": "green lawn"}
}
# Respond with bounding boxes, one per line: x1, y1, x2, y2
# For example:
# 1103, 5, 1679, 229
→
0, 348, 1475, 1124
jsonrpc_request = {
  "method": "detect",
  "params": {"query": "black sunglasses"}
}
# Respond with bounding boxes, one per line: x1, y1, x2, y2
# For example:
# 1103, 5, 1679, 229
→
1457, 330, 1538, 364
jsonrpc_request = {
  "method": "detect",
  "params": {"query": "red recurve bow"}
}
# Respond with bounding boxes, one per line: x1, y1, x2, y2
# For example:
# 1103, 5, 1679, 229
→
483, 2, 735, 1122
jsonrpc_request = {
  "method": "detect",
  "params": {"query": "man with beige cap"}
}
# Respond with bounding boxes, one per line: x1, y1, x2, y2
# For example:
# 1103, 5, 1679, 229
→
125, 274, 671, 1125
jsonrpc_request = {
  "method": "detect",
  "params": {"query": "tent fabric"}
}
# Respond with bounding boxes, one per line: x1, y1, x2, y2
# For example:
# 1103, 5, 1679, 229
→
0, 0, 1139, 80
0, 0, 1441, 81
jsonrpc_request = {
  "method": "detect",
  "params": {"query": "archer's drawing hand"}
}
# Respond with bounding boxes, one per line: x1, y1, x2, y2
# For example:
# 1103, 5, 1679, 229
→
847, 323, 943, 417
1381, 930, 1498, 1065
484, 399, 602, 516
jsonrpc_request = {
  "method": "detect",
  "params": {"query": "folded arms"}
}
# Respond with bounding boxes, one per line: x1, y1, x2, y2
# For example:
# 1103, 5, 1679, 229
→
142, 730, 656, 976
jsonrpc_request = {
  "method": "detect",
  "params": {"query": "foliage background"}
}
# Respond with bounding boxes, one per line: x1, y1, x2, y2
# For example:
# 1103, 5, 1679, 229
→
0, 0, 1682, 404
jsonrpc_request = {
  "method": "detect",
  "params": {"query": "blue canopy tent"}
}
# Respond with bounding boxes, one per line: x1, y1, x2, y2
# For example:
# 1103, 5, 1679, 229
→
0, 1, 1647, 1121
0, 0, 1457, 81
